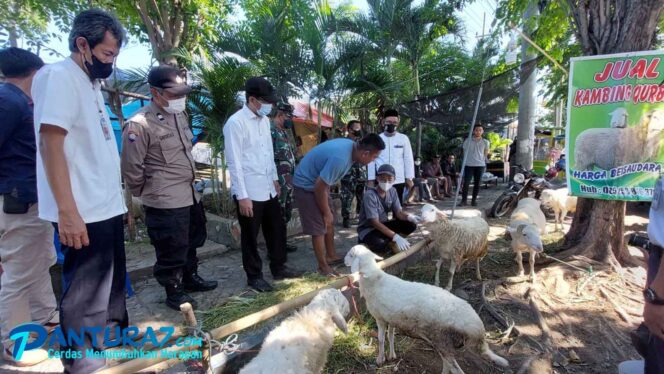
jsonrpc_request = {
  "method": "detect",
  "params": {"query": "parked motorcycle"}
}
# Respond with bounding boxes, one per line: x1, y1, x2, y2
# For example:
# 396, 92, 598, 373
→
489, 165, 565, 218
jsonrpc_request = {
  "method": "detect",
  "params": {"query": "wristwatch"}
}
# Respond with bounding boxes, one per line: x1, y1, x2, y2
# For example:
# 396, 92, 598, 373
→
644, 287, 664, 305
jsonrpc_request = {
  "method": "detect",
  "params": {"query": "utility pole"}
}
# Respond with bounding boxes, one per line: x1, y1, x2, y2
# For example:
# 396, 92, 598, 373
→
516, 1, 539, 170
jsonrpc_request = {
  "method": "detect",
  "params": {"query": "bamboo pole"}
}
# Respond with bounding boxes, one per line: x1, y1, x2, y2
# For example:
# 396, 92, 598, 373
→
98, 239, 431, 374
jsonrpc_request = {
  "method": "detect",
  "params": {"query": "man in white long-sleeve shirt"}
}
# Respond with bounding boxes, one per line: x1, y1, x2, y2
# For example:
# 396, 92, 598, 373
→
367, 109, 415, 204
223, 77, 302, 293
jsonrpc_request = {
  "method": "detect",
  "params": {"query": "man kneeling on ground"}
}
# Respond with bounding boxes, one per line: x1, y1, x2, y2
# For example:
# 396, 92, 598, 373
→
357, 164, 420, 254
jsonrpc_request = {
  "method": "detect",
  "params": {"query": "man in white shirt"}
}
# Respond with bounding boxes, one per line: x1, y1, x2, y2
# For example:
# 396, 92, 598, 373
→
32, 9, 128, 373
224, 77, 302, 293
460, 123, 490, 206
367, 109, 415, 204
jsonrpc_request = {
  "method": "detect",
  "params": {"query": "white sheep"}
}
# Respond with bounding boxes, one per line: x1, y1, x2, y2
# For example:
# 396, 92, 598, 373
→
609, 108, 628, 128
419, 204, 490, 290
508, 198, 546, 281
540, 188, 577, 231
344, 245, 509, 373
574, 109, 664, 171
239, 289, 350, 374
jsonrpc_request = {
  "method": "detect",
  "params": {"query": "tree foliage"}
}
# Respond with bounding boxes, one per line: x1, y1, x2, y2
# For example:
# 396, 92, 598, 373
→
97, 0, 234, 65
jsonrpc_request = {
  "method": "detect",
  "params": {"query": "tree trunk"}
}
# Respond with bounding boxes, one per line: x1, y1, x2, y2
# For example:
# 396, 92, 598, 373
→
516, 1, 538, 170
413, 65, 422, 158
561, 0, 664, 265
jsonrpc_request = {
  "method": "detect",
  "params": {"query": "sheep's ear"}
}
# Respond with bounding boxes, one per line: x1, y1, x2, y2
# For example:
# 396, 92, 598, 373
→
506, 226, 516, 234
350, 257, 361, 274
517, 224, 527, 235
331, 310, 348, 334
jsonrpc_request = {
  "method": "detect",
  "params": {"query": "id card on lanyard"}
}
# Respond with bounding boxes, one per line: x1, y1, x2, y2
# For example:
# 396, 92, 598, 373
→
99, 110, 112, 141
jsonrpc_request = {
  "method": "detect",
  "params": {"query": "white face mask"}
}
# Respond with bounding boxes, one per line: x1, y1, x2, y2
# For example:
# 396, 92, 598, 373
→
164, 97, 187, 114
379, 181, 393, 191
257, 103, 273, 117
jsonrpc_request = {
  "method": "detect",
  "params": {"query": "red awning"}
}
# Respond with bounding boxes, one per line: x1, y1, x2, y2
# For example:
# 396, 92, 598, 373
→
291, 100, 333, 128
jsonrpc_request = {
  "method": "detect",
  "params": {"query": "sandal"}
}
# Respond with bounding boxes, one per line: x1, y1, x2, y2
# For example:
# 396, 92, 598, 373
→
318, 269, 341, 277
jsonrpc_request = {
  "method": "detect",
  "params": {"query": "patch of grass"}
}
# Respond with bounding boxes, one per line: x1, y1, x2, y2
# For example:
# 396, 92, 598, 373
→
543, 230, 566, 253
201, 273, 330, 331
401, 263, 437, 284
326, 311, 378, 374
326, 309, 417, 374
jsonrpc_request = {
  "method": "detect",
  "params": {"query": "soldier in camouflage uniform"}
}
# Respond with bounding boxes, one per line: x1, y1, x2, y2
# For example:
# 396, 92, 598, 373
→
341, 120, 367, 228
270, 102, 298, 252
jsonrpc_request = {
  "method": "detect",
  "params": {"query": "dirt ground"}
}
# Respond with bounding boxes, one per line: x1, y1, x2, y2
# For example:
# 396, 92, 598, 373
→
330, 201, 650, 374
0, 184, 652, 373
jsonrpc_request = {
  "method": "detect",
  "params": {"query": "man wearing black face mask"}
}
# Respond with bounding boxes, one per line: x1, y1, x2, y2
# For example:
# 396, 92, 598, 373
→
122, 66, 217, 311
270, 101, 298, 253
367, 109, 415, 205
32, 9, 127, 373
340, 120, 367, 228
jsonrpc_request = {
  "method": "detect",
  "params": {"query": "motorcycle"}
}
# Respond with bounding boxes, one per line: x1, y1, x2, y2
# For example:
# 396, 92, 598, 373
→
489, 165, 565, 218
544, 163, 562, 181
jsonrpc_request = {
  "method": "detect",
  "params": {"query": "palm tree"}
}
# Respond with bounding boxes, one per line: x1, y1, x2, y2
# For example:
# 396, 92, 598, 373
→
183, 51, 256, 215
218, 0, 313, 100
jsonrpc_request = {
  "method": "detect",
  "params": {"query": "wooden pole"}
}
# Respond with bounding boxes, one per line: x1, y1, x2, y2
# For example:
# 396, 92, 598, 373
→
179, 303, 208, 373
97, 239, 431, 374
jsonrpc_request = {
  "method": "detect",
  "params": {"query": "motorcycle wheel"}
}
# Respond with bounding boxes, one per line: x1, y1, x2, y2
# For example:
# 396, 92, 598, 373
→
491, 193, 516, 218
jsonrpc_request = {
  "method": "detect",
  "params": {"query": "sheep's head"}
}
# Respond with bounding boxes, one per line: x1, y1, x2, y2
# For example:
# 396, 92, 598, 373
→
609, 108, 628, 127
508, 224, 544, 253
420, 203, 446, 223
641, 109, 664, 134
344, 245, 383, 274
540, 190, 554, 207
310, 289, 350, 334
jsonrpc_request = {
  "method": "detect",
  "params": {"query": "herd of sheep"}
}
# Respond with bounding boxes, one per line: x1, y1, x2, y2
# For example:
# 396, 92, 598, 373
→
238, 188, 578, 374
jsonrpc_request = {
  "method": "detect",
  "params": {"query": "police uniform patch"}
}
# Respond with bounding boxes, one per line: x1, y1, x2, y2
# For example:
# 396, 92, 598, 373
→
128, 131, 138, 142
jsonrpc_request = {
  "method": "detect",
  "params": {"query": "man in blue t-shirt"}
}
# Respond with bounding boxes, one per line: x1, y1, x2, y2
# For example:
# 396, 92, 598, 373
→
0, 47, 58, 367
293, 134, 384, 276
357, 164, 420, 254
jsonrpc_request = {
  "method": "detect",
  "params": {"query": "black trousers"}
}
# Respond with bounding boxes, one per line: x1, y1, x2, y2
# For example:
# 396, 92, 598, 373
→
56, 215, 128, 374
145, 201, 207, 287
461, 166, 485, 203
394, 183, 406, 205
359, 219, 417, 253
235, 196, 287, 280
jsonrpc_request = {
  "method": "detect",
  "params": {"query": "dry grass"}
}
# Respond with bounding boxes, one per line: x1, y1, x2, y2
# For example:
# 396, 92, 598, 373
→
200, 273, 330, 331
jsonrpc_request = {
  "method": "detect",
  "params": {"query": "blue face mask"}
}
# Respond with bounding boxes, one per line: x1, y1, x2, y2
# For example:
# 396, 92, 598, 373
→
257, 103, 273, 117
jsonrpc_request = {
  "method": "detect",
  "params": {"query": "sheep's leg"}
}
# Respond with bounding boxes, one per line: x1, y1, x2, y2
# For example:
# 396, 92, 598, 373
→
445, 259, 456, 290
376, 319, 387, 366
435, 258, 443, 287
529, 250, 537, 283
387, 325, 396, 361
560, 208, 568, 230
450, 358, 466, 374
475, 257, 482, 281
515, 251, 524, 277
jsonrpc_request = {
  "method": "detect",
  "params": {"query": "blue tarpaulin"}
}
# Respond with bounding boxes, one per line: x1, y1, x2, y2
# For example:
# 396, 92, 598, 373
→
105, 99, 204, 152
